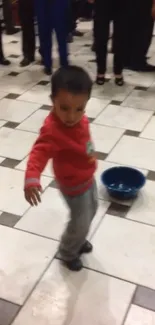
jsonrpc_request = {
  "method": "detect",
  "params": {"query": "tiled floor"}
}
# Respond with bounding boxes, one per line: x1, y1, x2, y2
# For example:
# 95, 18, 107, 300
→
1, 22, 155, 324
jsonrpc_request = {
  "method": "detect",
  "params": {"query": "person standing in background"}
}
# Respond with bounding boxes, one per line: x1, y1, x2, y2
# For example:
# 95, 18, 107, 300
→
3, 0, 19, 35
18, 0, 35, 67
91, 0, 125, 86
35, 0, 68, 75
0, 20, 10, 65
123, 0, 155, 72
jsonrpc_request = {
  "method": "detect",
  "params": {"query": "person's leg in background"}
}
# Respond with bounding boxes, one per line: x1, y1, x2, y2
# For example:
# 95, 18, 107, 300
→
71, 0, 84, 37
52, 0, 69, 67
113, 0, 124, 85
94, 0, 111, 85
2, 0, 19, 35
18, 0, 35, 67
35, 0, 52, 75
0, 20, 10, 65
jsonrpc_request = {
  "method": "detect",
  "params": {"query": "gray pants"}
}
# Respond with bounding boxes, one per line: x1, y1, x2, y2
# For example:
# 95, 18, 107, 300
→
59, 181, 98, 261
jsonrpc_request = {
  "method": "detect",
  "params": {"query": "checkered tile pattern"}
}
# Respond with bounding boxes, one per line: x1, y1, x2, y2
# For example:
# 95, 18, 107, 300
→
1, 22, 155, 325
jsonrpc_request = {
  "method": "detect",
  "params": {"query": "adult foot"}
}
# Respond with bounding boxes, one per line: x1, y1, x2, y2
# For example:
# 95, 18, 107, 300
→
73, 30, 84, 37
6, 27, 20, 35
0, 58, 11, 66
44, 67, 52, 75
64, 257, 83, 271
96, 75, 105, 85
79, 240, 93, 254
115, 75, 124, 86
20, 57, 34, 67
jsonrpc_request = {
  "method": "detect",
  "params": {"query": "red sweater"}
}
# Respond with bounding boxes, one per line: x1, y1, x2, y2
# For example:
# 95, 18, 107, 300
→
25, 112, 97, 196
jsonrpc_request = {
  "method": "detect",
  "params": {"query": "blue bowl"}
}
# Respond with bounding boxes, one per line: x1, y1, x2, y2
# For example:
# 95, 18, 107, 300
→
101, 166, 146, 200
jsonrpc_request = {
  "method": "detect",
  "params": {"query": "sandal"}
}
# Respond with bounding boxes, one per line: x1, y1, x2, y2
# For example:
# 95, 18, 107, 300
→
96, 76, 105, 85
115, 77, 124, 86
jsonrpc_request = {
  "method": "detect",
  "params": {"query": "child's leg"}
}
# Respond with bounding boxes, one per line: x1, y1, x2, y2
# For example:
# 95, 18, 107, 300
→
52, 0, 69, 67
59, 181, 98, 263
113, 0, 124, 76
35, 0, 52, 71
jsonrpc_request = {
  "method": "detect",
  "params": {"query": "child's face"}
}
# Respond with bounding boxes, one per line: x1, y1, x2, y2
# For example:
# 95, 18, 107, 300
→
52, 90, 89, 127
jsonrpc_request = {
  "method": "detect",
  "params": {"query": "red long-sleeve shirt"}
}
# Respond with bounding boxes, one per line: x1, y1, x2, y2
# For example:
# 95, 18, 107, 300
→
25, 112, 97, 196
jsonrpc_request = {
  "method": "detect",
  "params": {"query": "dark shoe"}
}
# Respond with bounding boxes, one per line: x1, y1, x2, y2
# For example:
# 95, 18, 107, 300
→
64, 257, 83, 271
80, 241, 93, 254
0, 58, 11, 66
96, 76, 105, 85
73, 30, 84, 37
20, 57, 34, 67
67, 33, 73, 43
44, 67, 52, 75
139, 63, 155, 72
115, 77, 124, 86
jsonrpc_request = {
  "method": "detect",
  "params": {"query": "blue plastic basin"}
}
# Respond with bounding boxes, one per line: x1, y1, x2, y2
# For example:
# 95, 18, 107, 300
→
101, 166, 146, 200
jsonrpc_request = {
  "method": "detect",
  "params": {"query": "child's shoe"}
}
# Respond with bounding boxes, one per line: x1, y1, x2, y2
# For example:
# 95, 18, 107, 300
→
64, 257, 83, 271
80, 240, 93, 254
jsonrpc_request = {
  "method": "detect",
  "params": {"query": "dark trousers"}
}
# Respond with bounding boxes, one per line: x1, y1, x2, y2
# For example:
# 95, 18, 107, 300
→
35, 0, 68, 70
3, 0, 14, 34
70, 0, 83, 32
123, 0, 153, 67
18, 0, 35, 60
94, 0, 124, 75
0, 22, 4, 60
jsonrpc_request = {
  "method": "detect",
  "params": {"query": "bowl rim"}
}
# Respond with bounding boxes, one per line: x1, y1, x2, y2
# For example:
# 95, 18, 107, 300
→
101, 166, 146, 191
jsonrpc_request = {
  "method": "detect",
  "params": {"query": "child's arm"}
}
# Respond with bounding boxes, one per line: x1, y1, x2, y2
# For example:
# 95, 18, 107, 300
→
24, 126, 53, 206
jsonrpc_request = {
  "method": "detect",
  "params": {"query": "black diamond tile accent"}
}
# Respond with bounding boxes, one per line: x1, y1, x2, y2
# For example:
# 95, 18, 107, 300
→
5, 93, 19, 99
5, 121, 19, 129
88, 59, 96, 63
107, 202, 129, 218
135, 86, 148, 91
0, 299, 20, 325
40, 105, 51, 111
147, 170, 155, 181
88, 117, 95, 123
37, 80, 49, 86
124, 130, 140, 137
110, 100, 122, 106
49, 180, 58, 189
84, 44, 91, 47
0, 158, 21, 168
0, 212, 20, 227
9, 54, 20, 58
10, 40, 18, 44
133, 286, 155, 312
8, 71, 19, 77
96, 152, 107, 161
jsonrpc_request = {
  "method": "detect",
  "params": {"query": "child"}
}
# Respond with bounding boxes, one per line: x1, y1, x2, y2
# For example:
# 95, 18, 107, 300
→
24, 66, 98, 271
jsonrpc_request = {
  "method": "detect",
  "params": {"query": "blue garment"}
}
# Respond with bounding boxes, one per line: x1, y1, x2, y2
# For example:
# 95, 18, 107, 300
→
35, 0, 69, 70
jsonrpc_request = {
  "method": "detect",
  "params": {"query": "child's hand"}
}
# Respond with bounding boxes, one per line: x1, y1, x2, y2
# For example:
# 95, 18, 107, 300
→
25, 187, 41, 206
152, 4, 155, 19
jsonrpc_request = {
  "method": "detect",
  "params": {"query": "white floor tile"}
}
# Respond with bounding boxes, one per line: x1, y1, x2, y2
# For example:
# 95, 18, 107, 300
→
95, 104, 153, 131
108, 135, 155, 171
0, 127, 37, 160
92, 82, 134, 102
0, 225, 58, 305
86, 97, 110, 119
0, 167, 51, 215
125, 305, 155, 325
18, 85, 51, 105
122, 89, 155, 111
90, 124, 124, 153
84, 214, 155, 289
0, 98, 41, 123
140, 116, 155, 140
127, 180, 155, 226
12, 260, 135, 325
15, 187, 110, 240
17, 109, 49, 133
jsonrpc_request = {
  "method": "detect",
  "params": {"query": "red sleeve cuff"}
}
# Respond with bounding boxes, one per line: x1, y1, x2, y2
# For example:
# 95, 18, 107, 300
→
24, 178, 41, 190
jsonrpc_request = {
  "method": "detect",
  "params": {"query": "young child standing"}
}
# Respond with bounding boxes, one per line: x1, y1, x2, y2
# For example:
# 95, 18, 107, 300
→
24, 66, 98, 271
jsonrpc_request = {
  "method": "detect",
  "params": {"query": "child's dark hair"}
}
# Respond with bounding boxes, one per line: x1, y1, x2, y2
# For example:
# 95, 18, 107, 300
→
51, 65, 93, 98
